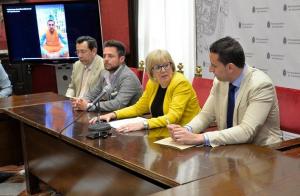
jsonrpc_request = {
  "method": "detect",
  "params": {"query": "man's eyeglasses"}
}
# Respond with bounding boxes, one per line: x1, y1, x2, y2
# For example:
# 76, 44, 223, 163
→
75, 49, 89, 55
152, 62, 171, 72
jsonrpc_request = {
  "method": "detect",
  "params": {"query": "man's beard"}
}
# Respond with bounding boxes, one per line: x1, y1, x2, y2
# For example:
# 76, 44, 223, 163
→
105, 64, 120, 72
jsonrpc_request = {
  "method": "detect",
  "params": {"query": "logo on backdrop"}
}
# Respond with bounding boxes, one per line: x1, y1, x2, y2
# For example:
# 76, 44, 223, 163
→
282, 37, 300, 45
283, 69, 287, 76
251, 6, 269, 13
266, 52, 284, 61
251, 36, 268, 44
282, 69, 300, 78
267, 21, 285, 28
283, 4, 287, 11
283, 37, 287, 44
283, 4, 300, 12
238, 22, 254, 29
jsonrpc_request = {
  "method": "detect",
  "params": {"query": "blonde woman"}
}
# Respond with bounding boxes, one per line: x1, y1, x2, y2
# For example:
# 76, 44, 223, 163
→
90, 49, 200, 136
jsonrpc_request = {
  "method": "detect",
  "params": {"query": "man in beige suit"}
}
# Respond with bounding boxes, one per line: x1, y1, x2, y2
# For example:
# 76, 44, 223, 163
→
65, 36, 104, 98
168, 37, 282, 147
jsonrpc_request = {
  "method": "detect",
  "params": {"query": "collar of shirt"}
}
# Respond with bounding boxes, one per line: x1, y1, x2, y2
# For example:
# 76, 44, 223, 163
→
104, 64, 124, 85
230, 64, 248, 99
84, 56, 97, 71
231, 64, 248, 89
84, 63, 94, 71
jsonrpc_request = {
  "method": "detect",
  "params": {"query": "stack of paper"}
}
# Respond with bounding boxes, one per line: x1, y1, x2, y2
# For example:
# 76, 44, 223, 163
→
109, 117, 146, 128
154, 137, 196, 150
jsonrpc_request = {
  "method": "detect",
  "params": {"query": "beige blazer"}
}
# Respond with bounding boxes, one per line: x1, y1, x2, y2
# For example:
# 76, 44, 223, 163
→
188, 66, 282, 147
65, 55, 104, 97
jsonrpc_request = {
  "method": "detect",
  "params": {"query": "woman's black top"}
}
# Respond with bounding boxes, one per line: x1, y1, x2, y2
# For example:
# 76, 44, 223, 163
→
150, 86, 167, 117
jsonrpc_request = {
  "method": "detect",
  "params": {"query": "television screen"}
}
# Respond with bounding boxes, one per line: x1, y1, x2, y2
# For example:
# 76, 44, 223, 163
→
2, 0, 103, 64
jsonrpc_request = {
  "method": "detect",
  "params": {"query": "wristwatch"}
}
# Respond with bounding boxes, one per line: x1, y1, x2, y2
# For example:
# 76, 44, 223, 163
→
143, 120, 149, 130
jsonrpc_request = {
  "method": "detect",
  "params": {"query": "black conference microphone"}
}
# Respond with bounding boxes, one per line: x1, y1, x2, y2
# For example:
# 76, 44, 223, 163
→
86, 85, 110, 112
86, 85, 112, 139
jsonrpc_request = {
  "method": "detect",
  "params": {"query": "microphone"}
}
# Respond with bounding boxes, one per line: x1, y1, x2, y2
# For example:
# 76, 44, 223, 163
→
86, 84, 112, 138
86, 84, 111, 112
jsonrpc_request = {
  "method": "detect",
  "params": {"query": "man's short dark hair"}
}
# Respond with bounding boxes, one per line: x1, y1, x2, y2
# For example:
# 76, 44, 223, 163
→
76, 36, 98, 50
209, 36, 245, 68
103, 40, 126, 57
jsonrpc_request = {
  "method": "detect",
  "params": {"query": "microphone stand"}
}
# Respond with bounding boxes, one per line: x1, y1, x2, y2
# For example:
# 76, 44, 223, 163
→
86, 90, 111, 136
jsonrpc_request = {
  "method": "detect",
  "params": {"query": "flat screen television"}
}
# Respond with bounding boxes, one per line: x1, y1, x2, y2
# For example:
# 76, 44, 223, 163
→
2, 0, 103, 64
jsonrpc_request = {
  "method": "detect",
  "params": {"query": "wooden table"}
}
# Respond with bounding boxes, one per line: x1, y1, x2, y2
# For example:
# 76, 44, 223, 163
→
0, 92, 68, 166
7, 101, 164, 195
3, 94, 300, 195
151, 144, 300, 196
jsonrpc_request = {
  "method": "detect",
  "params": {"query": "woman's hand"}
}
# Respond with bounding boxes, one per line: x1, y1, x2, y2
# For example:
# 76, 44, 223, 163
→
117, 122, 144, 133
89, 112, 116, 124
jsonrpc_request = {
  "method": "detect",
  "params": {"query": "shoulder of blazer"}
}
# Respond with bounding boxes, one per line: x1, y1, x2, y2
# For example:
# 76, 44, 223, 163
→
115, 65, 130, 78
72, 60, 84, 74
169, 72, 189, 88
91, 55, 104, 71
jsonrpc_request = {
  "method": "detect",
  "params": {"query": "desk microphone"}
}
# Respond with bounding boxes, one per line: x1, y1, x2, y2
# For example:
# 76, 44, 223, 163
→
86, 85, 110, 112
86, 85, 112, 137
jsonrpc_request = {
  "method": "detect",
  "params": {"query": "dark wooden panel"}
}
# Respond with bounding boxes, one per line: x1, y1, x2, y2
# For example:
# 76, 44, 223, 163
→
0, 113, 22, 166
22, 122, 163, 195
0, 93, 68, 166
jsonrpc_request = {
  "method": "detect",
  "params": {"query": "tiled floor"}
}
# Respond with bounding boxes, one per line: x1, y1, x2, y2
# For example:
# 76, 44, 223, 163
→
0, 181, 26, 195
0, 165, 55, 196
0, 165, 26, 196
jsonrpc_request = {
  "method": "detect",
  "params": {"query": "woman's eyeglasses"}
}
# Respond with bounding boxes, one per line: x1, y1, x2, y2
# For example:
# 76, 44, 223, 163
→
152, 62, 171, 72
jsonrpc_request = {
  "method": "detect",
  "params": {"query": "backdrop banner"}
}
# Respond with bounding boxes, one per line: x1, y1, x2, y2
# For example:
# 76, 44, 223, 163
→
196, 0, 300, 89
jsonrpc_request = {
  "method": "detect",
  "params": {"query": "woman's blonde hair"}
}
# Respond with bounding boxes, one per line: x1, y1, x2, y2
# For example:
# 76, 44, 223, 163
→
145, 49, 175, 80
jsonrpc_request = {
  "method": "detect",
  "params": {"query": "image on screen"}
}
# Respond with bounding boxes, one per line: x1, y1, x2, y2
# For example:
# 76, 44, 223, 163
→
2, 0, 103, 64
36, 4, 69, 59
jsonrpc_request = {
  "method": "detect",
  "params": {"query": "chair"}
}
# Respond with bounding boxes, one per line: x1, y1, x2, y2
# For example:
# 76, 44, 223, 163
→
142, 70, 149, 90
192, 77, 213, 107
276, 86, 300, 138
129, 67, 143, 84
192, 66, 213, 107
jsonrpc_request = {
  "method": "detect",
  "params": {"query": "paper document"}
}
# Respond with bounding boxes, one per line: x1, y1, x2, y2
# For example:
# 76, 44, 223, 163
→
154, 137, 196, 150
109, 117, 146, 128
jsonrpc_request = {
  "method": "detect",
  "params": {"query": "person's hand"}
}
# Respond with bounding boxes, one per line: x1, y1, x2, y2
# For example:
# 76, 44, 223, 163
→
168, 125, 204, 145
71, 98, 88, 111
167, 124, 182, 141
89, 112, 116, 124
117, 122, 144, 133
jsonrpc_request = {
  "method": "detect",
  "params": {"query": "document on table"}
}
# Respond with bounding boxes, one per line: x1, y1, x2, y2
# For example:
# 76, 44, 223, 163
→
154, 137, 196, 150
109, 117, 146, 128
